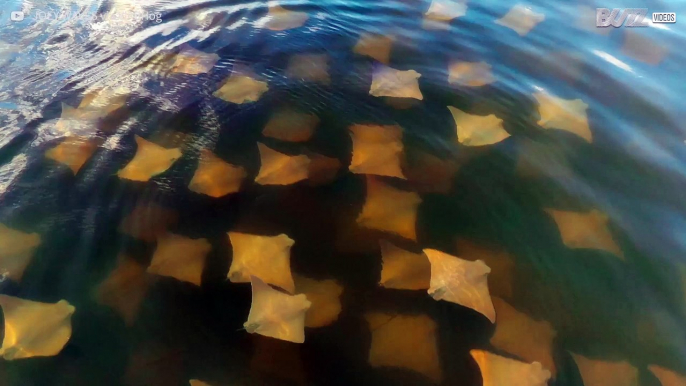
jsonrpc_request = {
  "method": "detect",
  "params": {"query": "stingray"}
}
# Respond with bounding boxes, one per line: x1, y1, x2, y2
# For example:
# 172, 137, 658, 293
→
0, 224, 41, 282
169, 46, 220, 75
546, 209, 624, 259
117, 135, 182, 182
189, 380, 212, 386
370, 65, 423, 100
622, 30, 669, 66
495, 4, 545, 36
533, 91, 592, 142
228, 232, 296, 293
471, 349, 552, 386
378, 240, 431, 290
56, 87, 129, 136
353, 33, 394, 64
260, 3, 309, 31
95, 255, 152, 326
490, 297, 558, 377
262, 109, 319, 143
365, 312, 442, 383
357, 176, 422, 241
448, 106, 509, 146
255, 143, 311, 186
403, 150, 459, 194
448, 61, 496, 87
213, 70, 269, 104
570, 353, 639, 386
244, 276, 311, 343
294, 275, 344, 328
118, 202, 178, 242
648, 365, 686, 386
424, 248, 496, 322
0, 295, 75, 360
147, 233, 211, 286
189, 149, 247, 197
455, 238, 516, 299
348, 124, 405, 179
286, 54, 331, 85
423, 0, 467, 30
45, 136, 99, 175
306, 153, 342, 186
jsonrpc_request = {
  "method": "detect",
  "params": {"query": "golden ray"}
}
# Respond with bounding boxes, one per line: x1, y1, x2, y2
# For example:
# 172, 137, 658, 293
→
404, 151, 458, 194
55, 103, 103, 136
263, 4, 309, 31
515, 139, 575, 180
455, 238, 515, 299
490, 297, 557, 377
119, 202, 178, 243
494, 5, 545, 36
117, 135, 182, 182
622, 30, 668, 66
424, 248, 496, 322
79, 86, 129, 116
244, 276, 311, 343
570, 353, 639, 386
169, 47, 219, 75
448, 106, 509, 146
45, 136, 99, 175
213, 72, 269, 104
228, 232, 296, 293
370, 65, 423, 100
648, 365, 686, 386
546, 209, 624, 259
307, 153, 341, 186
349, 124, 405, 179
255, 143, 311, 186
423, 0, 467, 29
189, 149, 247, 197
448, 61, 495, 87
0, 224, 41, 282
365, 312, 442, 383
353, 33, 394, 64
262, 109, 319, 143
357, 177, 422, 241
533, 91, 592, 143
189, 380, 213, 386
286, 54, 330, 85
294, 275, 344, 328
147, 233, 211, 286
0, 295, 75, 360
95, 255, 151, 325
379, 240, 431, 290
471, 349, 552, 386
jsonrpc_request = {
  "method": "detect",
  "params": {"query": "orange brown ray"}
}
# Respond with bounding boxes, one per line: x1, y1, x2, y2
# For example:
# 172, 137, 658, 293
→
546, 209, 624, 259
189, 149, 247, 197
228, 232, 296, 293
0, 224, 41, 282
118, 136, 182, 182
147, 233, 211, 286
365, 312, 442, 383
357, 177, 421, 241
294, 275, 344, 328
378, 240, 431, 290
0, 295, 75, 360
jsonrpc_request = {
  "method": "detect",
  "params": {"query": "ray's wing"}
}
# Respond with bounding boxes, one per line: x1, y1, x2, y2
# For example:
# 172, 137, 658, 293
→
379, 240, 431, 290
228, 232, 296, 293
424, 248, 496, 322
357, 177, 421, 241
471, 349, 552, 386
244, 276, 311, 343
118, 136, 182, 182
0, 295, 75, 360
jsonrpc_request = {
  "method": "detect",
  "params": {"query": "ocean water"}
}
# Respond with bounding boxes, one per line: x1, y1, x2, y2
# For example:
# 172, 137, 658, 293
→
0, 0, 685, 385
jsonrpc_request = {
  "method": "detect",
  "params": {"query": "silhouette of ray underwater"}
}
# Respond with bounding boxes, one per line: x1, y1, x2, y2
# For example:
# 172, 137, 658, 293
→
0, 0, 685, 385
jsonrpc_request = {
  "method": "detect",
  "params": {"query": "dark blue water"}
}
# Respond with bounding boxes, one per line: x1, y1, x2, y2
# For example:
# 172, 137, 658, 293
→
0, 0, 685, 385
